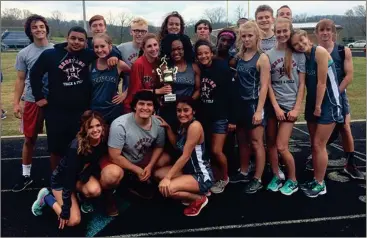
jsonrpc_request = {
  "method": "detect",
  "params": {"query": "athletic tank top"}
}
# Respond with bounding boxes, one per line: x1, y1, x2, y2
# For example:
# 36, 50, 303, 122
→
90, 61, 122, 123
329, 43, 344, 85
305, 45, 342, 114
236, 52, 261, 100
174, 63, 195, 98
176, 120, 212, 182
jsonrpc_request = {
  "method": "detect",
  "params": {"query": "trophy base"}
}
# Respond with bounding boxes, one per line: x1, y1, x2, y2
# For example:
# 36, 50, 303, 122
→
164, 93, 176, 103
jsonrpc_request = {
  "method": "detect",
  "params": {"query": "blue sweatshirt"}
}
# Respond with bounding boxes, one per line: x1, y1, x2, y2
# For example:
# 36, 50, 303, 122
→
30, 42, 96, 111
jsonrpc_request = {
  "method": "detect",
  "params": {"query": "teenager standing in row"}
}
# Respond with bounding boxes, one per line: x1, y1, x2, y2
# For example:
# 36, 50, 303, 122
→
313, 19, 363, 179
90, 33, 130, 124
12, 14, 54, 192
194, 40, 235, 194
290, 29, 344, 197
266, 18, 306, 195
229, 21, 270, 193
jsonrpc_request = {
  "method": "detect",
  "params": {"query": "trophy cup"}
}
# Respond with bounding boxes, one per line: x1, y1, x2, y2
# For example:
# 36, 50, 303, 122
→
156, 55, 178, 103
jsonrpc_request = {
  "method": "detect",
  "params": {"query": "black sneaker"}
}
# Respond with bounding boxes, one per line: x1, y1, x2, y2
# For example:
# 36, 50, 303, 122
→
243, 178, 263, 194
229, 171, 251, 183
344, 165, 365, 180
12, 175, 33, 192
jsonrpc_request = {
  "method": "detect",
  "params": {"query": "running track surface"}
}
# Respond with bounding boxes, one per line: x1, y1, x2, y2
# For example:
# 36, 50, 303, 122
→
1, 122, 366, 237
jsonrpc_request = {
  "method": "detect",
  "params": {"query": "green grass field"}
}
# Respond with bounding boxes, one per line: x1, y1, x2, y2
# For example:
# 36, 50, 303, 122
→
1, 53, 366, 136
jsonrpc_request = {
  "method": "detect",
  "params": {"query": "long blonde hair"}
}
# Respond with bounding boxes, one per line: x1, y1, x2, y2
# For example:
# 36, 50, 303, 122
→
274, 17, 294, 79
289, 29, 312, 51
236, 20, 263, 58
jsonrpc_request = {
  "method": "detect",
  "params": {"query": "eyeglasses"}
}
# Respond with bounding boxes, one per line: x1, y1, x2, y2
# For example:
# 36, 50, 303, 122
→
132, 29, 147, 34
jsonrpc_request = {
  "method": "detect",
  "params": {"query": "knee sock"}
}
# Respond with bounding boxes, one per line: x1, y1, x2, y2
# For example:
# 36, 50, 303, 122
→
22, 164, 32, 177
346, 152, 355, 166
44, 194, 57, 207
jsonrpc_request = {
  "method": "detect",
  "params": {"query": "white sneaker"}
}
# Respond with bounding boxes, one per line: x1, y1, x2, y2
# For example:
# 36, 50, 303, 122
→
210, 178, 229, 194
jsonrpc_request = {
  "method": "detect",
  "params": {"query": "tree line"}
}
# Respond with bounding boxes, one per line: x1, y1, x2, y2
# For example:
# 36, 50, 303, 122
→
1, 5, 365, 44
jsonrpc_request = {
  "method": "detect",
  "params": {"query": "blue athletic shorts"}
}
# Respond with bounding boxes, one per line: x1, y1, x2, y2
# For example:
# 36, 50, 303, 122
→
340, 91, 350, 116
191, 173, 214, 195
211, 119, 228, 134
238, 99, 266, 128
305, 105, 344, 124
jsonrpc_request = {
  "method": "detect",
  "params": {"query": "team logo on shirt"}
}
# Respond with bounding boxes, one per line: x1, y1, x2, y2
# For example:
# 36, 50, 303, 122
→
201, 77, 216, 103
128, 53, 138, 64
134, 137, 154, 160
58, 58, 86, 87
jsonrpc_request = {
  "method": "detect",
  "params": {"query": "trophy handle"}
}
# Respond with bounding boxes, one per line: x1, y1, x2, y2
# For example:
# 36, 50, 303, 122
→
172, 66, 178, 81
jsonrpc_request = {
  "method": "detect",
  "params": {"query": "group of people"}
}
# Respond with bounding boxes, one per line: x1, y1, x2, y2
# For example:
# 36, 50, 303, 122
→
8, 3, 364, 229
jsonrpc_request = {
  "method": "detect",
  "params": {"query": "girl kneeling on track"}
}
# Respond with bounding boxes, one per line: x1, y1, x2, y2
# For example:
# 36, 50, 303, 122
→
266, 18, 306, 195
155, 97, 214, 216
290, 29, 344, 198
31, 110, 123, 229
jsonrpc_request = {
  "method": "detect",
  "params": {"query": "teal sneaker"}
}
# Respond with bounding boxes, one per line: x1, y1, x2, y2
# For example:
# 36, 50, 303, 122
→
279, 179, 298, 196
300, 179, 317, 191
304, 180, 327, 198
31, 187, 50, 216
267, 176, 283, 192
81, 201, 94, 214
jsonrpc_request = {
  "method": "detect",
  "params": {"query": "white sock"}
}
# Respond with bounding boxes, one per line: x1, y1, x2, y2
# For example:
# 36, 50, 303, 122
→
22, 164, 31, 177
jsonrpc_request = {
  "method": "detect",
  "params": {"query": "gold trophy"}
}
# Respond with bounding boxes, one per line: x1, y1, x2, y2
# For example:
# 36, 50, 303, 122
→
156, 55, 178, 103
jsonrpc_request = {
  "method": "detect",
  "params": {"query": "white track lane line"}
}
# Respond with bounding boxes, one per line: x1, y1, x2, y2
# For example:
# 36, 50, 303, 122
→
293, 127, 366, 162
108, 214, 366, 237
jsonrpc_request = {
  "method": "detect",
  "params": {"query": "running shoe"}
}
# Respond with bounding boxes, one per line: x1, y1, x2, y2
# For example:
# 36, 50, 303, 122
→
300, 179, 317, 191
183, 196, 208, 216
12, 175, 33, 192
31, 187, 50, 216
344, 165, 365, 180
303, 180, 327, 198
243, 178, 263, 194
267, 176, 283, 192
210, 178, 229, 194
279, 179, 298, 196
229, 170, 251, 183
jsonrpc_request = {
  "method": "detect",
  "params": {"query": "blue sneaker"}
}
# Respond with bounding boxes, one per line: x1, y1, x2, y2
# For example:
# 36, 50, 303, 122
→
31, 188, 50, 216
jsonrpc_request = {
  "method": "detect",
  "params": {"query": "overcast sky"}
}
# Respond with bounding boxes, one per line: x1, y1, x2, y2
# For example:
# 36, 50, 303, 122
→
1, 1, 365, 26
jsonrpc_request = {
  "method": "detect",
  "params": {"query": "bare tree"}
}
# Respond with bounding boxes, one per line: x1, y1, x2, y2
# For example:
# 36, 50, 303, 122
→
345, 6, 366, 36
353, 5, 366, 17
235, 5, 246, 20
106, 11, 116, 26
51, 10, 64, 37
2, 8, 22, 20
203, 7, 226, 24
117, 11, 133, 43
293, 13, 308, 23
22, 9, 33, 19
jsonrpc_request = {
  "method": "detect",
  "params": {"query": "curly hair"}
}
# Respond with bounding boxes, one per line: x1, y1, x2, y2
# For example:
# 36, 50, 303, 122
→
158, 11, 185, 41
24, 14, 50, 42
160, 33, 193, 67
77, 110, 108, 156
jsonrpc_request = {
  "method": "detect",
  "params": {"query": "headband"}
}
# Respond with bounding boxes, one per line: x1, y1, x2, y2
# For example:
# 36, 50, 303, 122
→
218, 31, 235, 39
